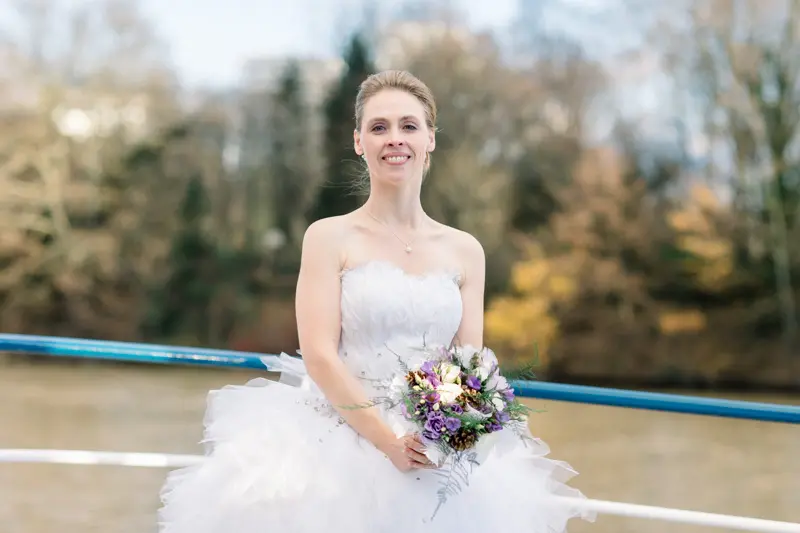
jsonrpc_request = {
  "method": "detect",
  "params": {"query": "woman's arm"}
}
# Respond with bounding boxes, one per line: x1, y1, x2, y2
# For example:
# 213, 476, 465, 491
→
294, 219, 398, 455
454, 232, 486, 348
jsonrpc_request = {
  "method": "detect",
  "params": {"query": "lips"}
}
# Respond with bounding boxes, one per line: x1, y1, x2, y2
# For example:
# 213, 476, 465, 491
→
382, 153, 411, 164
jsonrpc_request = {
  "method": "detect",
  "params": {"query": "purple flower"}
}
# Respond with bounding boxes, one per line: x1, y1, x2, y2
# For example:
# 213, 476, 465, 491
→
426, 410, 445, 424
424, 391, 440, 404
449, 404, 463, 414
486, 422, 503, 433
422, 429, 441, 441
424, 413, 445, 440
444, 417, 461, 432
502, 389, 515, 401
419, 362, 442, 387
466, 375, 482, 390
496, 411, 510, 423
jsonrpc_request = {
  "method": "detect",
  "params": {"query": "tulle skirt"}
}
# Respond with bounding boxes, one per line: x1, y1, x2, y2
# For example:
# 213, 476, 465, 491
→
157, 356, 595, 533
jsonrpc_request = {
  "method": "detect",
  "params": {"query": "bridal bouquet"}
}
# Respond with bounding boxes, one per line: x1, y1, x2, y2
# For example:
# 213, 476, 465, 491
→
373, 344, 535, 518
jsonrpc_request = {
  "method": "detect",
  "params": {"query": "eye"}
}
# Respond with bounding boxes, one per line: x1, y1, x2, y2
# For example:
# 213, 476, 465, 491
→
371, 124, 386, 132
403, 124, 418, 131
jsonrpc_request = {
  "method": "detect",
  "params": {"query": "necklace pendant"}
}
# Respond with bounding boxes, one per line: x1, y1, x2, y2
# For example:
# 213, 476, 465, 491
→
405, 245, 412, 253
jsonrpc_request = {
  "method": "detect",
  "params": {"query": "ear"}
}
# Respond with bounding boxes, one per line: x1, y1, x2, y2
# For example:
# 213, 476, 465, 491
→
427, 128, 436, 153
353, 129, 363, 156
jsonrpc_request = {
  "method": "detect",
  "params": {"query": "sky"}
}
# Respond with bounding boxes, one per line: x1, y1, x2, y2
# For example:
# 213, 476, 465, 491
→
0, 0, 646, 88
138, 0, 520, 88
1, 0, 667, 139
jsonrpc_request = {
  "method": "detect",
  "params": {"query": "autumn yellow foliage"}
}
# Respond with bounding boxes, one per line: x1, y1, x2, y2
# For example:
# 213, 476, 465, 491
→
666, 184, 734, 291
484, 244, 579, 370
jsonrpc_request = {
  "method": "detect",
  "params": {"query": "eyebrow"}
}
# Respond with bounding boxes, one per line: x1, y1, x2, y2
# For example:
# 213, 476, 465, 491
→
367, 115, 420, 125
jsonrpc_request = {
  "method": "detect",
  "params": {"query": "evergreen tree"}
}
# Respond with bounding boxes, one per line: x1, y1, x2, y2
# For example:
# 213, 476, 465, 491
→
307, 32, 375, 222
142, 175, 217, 343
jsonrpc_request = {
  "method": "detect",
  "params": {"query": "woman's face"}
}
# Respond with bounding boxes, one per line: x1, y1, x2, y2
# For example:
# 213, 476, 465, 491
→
354, 89, 435, 188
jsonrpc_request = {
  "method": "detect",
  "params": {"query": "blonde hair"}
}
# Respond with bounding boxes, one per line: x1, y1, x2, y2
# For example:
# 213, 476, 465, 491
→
353, 70, 437, 192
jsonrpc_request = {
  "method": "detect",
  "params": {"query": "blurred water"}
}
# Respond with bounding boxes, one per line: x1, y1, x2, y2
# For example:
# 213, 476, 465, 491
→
0, 362, 797, 533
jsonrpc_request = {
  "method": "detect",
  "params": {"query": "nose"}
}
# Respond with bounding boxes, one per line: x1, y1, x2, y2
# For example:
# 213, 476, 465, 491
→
387, 124, 405, 146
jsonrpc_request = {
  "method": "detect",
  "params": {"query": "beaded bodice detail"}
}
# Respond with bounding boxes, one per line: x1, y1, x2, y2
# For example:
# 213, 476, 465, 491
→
338, 260, 463, 390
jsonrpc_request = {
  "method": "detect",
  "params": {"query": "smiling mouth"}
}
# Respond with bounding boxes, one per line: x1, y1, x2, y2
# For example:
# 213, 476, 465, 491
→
382, 155, 411, 163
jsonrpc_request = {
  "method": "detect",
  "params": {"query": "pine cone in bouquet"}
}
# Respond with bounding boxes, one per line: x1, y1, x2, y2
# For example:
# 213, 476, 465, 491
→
449, 428, 478, 451
458, 385, 483, 410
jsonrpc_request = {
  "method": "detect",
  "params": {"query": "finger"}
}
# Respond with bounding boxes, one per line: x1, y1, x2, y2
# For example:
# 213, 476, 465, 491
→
409, 457, 437, 470
407, 457, 434, 469
407, 433, 428, 448
405, 438, 427, 454
405, 447, 434, 466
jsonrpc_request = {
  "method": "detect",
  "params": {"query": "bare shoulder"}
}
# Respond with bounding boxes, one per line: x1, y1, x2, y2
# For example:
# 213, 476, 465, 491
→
301, 214, 355, 267
435, 224, 483, 259
303, 215, 346, 242
455, 228, 485, 264
434, 223, 485, 281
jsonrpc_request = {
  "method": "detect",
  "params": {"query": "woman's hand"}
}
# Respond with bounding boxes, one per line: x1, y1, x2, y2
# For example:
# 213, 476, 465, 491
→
381, 433, 436, 473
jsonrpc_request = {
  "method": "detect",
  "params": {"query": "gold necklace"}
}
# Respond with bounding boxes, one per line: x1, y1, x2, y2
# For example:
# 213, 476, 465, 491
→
366, 210, 414, 253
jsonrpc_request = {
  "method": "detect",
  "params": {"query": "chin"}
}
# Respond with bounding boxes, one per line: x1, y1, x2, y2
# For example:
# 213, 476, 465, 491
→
375, 170, 415, 187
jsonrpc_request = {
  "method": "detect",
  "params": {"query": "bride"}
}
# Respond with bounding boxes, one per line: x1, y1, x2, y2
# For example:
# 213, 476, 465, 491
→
158, 70, 595, 532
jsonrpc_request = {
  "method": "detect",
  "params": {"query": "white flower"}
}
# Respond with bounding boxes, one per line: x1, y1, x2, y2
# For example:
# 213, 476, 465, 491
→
487, 374, 509, 392
475, 362, 493, 381
475, 348, 499, 381
436, 382, 463, 404
414, 373, 434, 390
440, 363, 461, 384
454, 344, 481, 368
480, 347, 499, 368
491, 392, 506, 411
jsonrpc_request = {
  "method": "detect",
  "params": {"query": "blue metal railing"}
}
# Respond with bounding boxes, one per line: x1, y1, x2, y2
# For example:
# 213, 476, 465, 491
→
2, 333, 798, 424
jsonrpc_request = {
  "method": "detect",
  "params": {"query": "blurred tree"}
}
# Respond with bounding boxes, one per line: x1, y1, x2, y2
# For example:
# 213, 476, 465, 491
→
141, 175, 216, 343
486, 146, 667, 376
307, 32, 375, 222
666, 184, 736, 294
655, 0, 800, 350
267, 61, 317, 261
0, 0, 180, 339
484, 240, 577, 372
238, 79, 277, 250
508, 36, 608, 233
140, 165, 264, 347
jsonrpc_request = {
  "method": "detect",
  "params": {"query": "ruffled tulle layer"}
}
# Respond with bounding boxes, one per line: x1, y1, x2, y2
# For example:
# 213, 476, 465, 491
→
158, 357, 594, 533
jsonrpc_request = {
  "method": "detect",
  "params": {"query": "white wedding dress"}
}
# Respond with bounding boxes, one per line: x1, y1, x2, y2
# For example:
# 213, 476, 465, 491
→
158, 260, 595, 532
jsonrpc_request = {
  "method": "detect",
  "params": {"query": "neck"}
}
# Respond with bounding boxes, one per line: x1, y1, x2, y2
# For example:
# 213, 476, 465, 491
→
362, 181, 425, 228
